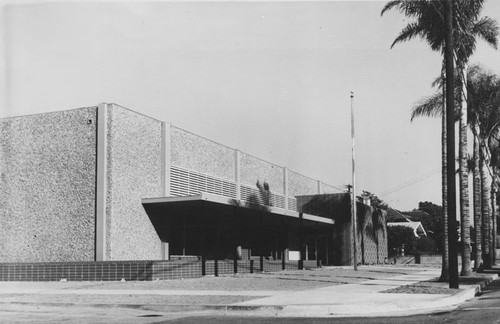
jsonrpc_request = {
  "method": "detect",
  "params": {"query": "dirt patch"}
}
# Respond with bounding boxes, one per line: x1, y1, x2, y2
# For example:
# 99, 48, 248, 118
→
69, 266, 428, 291
383, 273, 493, 295
382, 280, 461, 294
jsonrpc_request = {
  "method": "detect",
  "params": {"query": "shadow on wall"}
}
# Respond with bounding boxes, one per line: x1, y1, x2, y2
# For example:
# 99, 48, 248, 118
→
357, 203, 387, 264
297, 193, 388, 266
229, 181, 272, 212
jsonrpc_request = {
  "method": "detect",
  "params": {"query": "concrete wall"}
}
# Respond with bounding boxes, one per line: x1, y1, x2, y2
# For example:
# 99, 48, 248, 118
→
169, 126, 338, 203
321, 183, 339, 194
0, 108, 97, 262
170, 127, 235, 181
240, 153, 284, 193
288, 171, 319, 197
105, 105, 163, 260
1, 104, 342, 263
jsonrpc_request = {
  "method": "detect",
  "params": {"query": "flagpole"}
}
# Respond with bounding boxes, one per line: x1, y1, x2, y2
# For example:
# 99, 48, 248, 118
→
351, 91, 358, 271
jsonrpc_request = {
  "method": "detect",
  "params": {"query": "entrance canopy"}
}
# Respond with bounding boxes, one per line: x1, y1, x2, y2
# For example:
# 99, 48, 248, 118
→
143, 192, 334, 228
142, 192, 335, 258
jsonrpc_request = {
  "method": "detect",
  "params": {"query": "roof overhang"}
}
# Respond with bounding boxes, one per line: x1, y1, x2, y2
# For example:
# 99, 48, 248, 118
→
142, 192, 334, 226
387, 221, 427, 237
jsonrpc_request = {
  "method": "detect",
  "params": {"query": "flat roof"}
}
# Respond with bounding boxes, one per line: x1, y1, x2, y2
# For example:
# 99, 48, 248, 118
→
142, 192, 334, 226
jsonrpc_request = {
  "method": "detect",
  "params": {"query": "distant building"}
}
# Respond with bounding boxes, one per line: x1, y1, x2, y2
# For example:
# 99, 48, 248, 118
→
386, 209, 427, 237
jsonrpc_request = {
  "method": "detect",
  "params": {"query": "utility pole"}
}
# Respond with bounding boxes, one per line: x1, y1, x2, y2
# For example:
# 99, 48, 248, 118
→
444, 0, 459, 289
350, 91, 358, 271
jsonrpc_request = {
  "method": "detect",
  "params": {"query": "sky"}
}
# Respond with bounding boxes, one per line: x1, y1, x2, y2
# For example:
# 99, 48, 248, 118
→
1, 0, 499, 211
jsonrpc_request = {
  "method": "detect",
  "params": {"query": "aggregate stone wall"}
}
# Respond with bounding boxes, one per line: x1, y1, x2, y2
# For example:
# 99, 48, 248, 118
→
296, 193, 388, 266
358, 203, 377, 264
373, 208, 388, 262
357, 203, 388, 264
321, 183, 339, 194
288, 170, 319, 197
240, 153, 284, 193
0, 108, 97, 262
169, 125, 339, 201
170, 127, 235, 181
105, 105, 163, 260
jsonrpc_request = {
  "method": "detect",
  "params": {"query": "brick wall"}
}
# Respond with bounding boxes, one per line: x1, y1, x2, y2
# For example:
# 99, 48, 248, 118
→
0, 258, 320, 282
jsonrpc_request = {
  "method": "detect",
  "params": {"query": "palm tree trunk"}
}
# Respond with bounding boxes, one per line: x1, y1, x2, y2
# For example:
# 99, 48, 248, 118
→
473, 130, 482, 270
488, 137, 499, 266
440, 70, 449, 281
459, 66, 472, 276
444, 0, 459, 287
480, 146, 492, 269
491, 188, 497, 265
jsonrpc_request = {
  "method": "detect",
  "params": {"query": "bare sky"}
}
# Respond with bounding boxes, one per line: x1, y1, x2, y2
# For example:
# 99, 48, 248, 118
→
1, 0, 500, 211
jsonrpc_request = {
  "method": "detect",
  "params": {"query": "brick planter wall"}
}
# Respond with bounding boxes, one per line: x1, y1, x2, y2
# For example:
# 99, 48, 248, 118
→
0, 258, 321, 282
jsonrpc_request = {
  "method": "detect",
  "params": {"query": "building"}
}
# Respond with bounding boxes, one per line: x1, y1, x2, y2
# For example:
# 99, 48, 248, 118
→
0, 103, 388, 280
386, 209, 427, 237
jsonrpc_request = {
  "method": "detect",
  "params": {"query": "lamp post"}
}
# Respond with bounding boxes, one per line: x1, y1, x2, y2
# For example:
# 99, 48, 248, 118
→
351, 91, 358, 271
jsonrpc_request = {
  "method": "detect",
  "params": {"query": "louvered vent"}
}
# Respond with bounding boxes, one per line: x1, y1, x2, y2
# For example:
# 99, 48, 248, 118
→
240, 184, 287, 209
288, 197, 298, 212
170, 166, 237, 198
170, 166, 296, 211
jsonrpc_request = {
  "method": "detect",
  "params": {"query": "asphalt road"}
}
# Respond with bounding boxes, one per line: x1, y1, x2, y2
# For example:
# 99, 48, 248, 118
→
159, 279, 500, 324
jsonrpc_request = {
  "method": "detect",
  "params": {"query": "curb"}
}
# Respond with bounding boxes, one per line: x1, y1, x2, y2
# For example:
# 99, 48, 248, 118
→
0, 284, 485, 318
217, 288, 475, 318
0, 302, 225, 313
222, 273, 499, 317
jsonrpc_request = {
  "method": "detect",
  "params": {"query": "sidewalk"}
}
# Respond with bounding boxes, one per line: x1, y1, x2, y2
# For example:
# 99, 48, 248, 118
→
0, 265, 497, 320
229, 268, 497, 317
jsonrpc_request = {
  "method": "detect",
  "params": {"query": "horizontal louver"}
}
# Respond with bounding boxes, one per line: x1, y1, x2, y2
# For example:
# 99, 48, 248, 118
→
170, 166, 237, 198
240, 184, 287, 210
169, 165, 295, 211
288, 197, 298, 212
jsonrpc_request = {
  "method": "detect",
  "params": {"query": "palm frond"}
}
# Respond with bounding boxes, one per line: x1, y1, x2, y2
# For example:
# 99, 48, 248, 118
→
473, 17, 499, 49
467, 65, 500, 139
391, 22, 425, 49
380, 0, 404, 16
410, 92, 443, 121
431, 74, 444, 88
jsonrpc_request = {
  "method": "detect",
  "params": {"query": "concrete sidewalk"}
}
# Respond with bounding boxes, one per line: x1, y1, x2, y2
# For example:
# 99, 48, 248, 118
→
0, 266, 498, 319
229, 269, 496, 317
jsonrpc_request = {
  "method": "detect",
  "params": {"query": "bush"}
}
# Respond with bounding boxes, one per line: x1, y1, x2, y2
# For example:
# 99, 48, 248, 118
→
415, 237, 436, 254
387, 225, 417, 257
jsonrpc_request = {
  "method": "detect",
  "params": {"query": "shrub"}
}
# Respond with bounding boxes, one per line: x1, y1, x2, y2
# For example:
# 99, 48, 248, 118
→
387, 225, 417, 257
415, 236, 437, 254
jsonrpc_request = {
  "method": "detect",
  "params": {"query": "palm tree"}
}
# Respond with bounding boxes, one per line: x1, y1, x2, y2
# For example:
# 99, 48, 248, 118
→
468, 66, 500, 268
382, 0, 451, 281
410, 77, 450, 279
472, 124, 483, 270
454, 1, 498, 274
412, 65, 500, 270
382, 0, 498, 277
